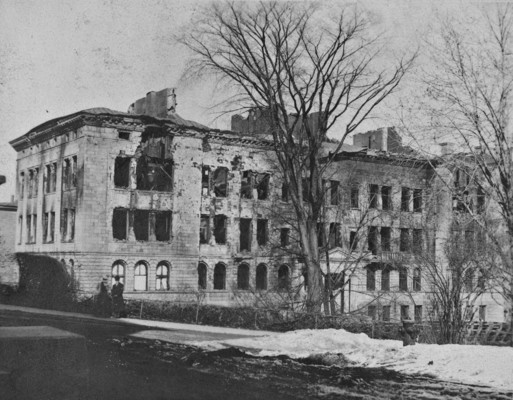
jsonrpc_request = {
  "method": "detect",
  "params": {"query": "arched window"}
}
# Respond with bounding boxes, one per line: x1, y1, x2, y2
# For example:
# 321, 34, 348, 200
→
156, 261, 170, 290
237, 263, 250, 290
111, 260, 126, 285
198, 262, 208, 290
213, 263, 226, 290
256, 264, 267, 290
134, 261, 148, 291
278, 264, 290, 290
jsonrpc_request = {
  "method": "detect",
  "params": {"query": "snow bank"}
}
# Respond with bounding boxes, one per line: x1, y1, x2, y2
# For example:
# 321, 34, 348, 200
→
194, 329, 513, 391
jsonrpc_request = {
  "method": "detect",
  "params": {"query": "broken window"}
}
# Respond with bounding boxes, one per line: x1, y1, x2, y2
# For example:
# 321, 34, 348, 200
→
399, 268, 408, 291
413, 189, 422, 212
115, 157, 131, 188
369, 184, 378, 209
380, 227, 391, 251
278, 265, 290, 290
381, 267, 390, 291
280, 228, 290, 247
214, 215, 227, 244
198, 262, 207, 290
241, 171, 253, 199
237, 263, 250, 290
136, 156, 173, 192
381, 186, 392, 210
212, 167, 228, 197
155, 211, 171, 241
200, 215, 210, 244
349, 231, 358, 251
256, 264, 267, 290
240, 218, 252, 251
134, 261, 148, 291
241, 171, 269, 200
413, 268, 421, 291
156, 262, 169, 290
368, 226, 378, 255
400, 228, 410, 252
134, 210, 150, 241
401, 187, 410, 211
329, 223, 341, 249
257, 219, 268, 246
330, 181, 339, 205
366, 267, 376, 291
350, 187, 359, 208
111, 261, 126, 285
213, 263, 226, 290
255, 173, 270, 200
202, 167, 210, 196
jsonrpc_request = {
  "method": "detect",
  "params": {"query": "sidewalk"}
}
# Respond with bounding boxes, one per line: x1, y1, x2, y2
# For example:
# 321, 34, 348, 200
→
0, 303, 275, 337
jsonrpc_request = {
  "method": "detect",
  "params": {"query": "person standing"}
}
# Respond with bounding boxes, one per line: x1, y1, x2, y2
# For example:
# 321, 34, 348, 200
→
94, 277, 112, 317
111, 275, 126, 318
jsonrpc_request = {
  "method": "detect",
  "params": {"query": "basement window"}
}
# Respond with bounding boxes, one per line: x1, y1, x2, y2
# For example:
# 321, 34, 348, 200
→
213, 215, 227, 244
113, 208, 129, 240
114, 157, 131, 188
240, 218, 252, 251
257, 219, 268, 246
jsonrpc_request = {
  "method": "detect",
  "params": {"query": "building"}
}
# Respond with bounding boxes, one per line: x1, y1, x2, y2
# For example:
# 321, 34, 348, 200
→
9, 89, 506, 322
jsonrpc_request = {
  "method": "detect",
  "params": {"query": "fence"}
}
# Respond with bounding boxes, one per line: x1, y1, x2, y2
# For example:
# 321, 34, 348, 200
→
465, 322, 512, 346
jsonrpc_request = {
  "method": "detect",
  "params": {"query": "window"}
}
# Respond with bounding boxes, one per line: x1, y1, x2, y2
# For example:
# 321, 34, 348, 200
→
366, 267, 376, 291
278, 265, 290, 290
214, 215, 227, 244
368, 305, 377, 320
281, 182, 289, 202
19, 172, 25, 198
134, 210, 150, 241
381, 268, 390, 291
200, 215, 210, 244
413, 189, 422, 212
280, 228, 290, 247
256, 264, 267, 290
380, 227, 391, 251
62, 159, 70, 191
239, 218, 252, 251
198, 262, 207, 290
118, 131, 130, 140
61, 209, 68, 241
413, 268, 421, 291
213, 263, 226, 290
257, 219, 268, 246
368, 226, 378, 255
18, 216, 22, 244
350, 187, 359, 208
69, 209, 75, 241
413, 229, 422, 254
155, 211, 171, 241
156, 262, 169, 290
71, 156, 77, 187
255, 173, 270, 200
26, 214, 36, 244
400, 228, 410, 252
400, 305, 410, 320
202, 167, 210, 196
401, 187, 410, 211
464, 268, 474, 292
414, 305, 423, 322
369, 184, 379, 209
114, 157, 131, 188
49, 163, 57, 193
134, 261, 148, 291
28, 170, 34, 198
212, 167, 228, 197
479, 305, 486, 321
330, 181, 339, 205
317, 222, 325, 248
382, 305, 391, 322
111, 261, 126, 285
43, 213, 49, 243
237, 264, 250, 290
399, 268, 408, 291
478, 270, 486, 290
328, 223, 341, 249
32, 168, 39, 197
136, 134, 174, 192
241, 171, 252, 199
381, 186, 392, 210
349, 231, 358, 251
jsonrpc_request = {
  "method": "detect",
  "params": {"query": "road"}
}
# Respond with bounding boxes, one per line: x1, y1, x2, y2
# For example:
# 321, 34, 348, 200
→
1, 309, 512, 400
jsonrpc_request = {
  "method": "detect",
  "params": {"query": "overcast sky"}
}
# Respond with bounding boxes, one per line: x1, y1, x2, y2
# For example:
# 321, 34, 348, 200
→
0, 0, 468, 201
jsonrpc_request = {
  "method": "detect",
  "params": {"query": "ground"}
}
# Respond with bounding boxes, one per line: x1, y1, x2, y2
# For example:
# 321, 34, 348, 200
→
1, 310, 512, 400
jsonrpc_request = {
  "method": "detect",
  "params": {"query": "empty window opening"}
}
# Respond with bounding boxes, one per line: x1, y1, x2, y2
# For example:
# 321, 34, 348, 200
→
255, 173, 270, 200
381, 186, 392, 210
212, 167, 228, 197
60, 209, 67, 241
400, 305, 410, 320
380, 227, 391, 251
399, 268, 408, 291
368, 305, 377, 320
241, 171, 252, 199
382, 305, 391, 321
62, 159, 70, 191
400, 228, 410, 252
202, 167, 210, 196
118, 131, 130, 140
134, 261, 148, 291
49, 212, 55, 242
413, 268, 421, 291
134, 210, 150, 241
330, 181, 340, 205
214, 215, 227, 244
200, 215, 210, 244
71, 156, 77, 187
237, 264, 250, 290
256, 264, 267, 290
111, 261, 126, 285
479, 305, 486, 321
115, 157, 131, 188
156, 262, 169, 290
113, 208, 128, 240
280, 228, 290, 247
257, 219, 268, 246
414, 305, 423, 322
368, 226, 378, 255
69, 209, 75, 241
155, 211, 171, 242
350, 187, 359, 208
43, 213, 48, 243
413, 189, 422, 212
281, 182, 289, 202
278, 265, 290, 290
213, 263, 226, 290
369, 184, 379, 209
401, 187, 410, 211
198, 262, 208, 290
240, 218, 252, 251
349, 231, 358, 251
136, 156, 173, 192
366, 267, 376, 291
329, 223, 341, 249
381, 268, 390, 291
241, 171, 270, 200
317, 222, 325, 248
413, 229, 422, 254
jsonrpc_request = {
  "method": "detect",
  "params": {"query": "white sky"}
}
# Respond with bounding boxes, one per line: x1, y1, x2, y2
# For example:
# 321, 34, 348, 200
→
0, 0, 472, 201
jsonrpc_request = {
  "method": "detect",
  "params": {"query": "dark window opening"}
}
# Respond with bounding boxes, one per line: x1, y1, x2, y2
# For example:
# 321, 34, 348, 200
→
382, 305, 391, 321
366, 267, 376, 291
381, 268, 390, 291
256, 264, 267, 290
349, 231, 358, 251
317, 223, 325, 248
350, 187, 359, 208
400, 228, 410, 252
368, 305, 377, 320
49, 212, 55, 242
380, 227, 391, 251
113, 208, 128, 240
136, 156, 173, 192
478, 270, 486, 290
256, 173, 270, 200
280, 228, 290, 247
60, 209, 67, 241
241, 171, 253, 199
281, 182, 289, 202
329, 223, 341, 249
413, 229, 422, 254
155, 211, 171, 241
43, 213, 48, 243
278, 265, 290, 290
200, 215, 210, 244
257, 219, 268, 246
369, 184, 379, 208
62, 160, 70, 191
401, 187, 410, 211
69, 209, 75, 241
382, 186, 392, 210
214, 215, 227, 244
399, 268, 408, 291
240, 218, 252, 251
413, 189, 422, 212
213, 263, 226, 290
212, 167, 228, 197
20, 172, 25, 198
237, 264, 250, 290
413, 268, 421, 291
202, 167, 210, 196
134, 210, 150, 241
401, 305, 410, 320
198, 263, 207, 290
330, 181, 339, 205
368, 226, 378, 255
115, 157, 131, 188
118, 131, 130, 140
414, 305, 422, 322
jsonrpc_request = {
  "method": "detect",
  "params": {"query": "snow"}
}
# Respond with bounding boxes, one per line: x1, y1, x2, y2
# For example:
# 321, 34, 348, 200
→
194, 329, 513, 391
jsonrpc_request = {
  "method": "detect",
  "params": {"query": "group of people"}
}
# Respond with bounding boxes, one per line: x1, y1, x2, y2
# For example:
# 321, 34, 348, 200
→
94, 275, 126, 318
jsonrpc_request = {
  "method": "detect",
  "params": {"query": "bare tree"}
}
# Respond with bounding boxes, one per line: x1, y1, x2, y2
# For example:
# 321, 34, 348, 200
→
179, 1, 414, 311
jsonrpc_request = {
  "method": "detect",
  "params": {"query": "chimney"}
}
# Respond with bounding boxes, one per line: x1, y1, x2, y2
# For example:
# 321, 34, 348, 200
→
128, 88, 177, 118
